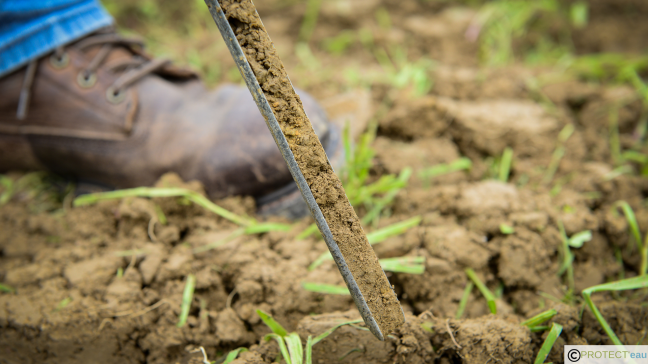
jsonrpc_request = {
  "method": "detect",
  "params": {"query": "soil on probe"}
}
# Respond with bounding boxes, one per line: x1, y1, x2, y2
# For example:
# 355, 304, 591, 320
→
218, 0, 405, 336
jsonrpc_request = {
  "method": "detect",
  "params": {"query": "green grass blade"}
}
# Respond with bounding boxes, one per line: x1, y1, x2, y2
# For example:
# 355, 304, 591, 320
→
455, 281, 474, 319
153, 204, 167, 225
177, 274, 196, 327
614, 201, 647, 275
361, 168, 412, 225
582, 276, 648, 346
614, 201, 642, 246
264, 334, 291, 364
379, 256, 425, 274
530, 325, 550, 332
302, 282, 350, 295
305, 335, 314, 364
244, 222, 292, 234
73, 187, 252, 226
366, 216, 421, 245
521, 309, 557, 328
312, 319, 363, 345
499, 147, 514, 182
0, 283, 16, 293
465, 268, 497, 314
298, 0, 322, 43
285, 332, 304, 364
419, 157, 472, 180
256, 309, 289, 337
308, 216, 421, 271
223, 347, 248, 364
0, 175, 14, 206
296, 223, 319, 240
193, 228, 245, 254
534, 323, 563, 364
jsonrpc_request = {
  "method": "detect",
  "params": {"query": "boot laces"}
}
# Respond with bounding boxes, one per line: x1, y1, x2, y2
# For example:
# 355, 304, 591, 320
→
17, 30, 172, 119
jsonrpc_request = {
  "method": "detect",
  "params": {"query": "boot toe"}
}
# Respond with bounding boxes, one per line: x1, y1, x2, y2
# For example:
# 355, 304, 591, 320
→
197, 84, 340, 207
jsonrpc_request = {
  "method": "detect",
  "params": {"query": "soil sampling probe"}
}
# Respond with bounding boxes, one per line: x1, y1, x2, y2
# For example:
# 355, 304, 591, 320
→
203, 0, 405, 340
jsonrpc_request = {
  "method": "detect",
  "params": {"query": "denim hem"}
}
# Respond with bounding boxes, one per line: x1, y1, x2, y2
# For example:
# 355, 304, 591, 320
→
0, 2, 114, 77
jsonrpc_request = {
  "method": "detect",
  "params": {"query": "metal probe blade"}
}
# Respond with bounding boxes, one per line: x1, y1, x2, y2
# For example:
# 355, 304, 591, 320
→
204, 0, 399, 341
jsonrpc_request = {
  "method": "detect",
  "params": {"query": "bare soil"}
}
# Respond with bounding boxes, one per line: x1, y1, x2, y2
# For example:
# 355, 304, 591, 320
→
1, 0, 648, 363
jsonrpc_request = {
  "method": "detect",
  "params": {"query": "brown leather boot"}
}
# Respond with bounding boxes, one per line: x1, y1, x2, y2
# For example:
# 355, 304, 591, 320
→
0, 28, 341, 218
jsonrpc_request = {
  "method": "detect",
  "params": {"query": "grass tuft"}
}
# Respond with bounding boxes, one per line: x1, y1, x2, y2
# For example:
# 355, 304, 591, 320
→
257, 309, 362, 364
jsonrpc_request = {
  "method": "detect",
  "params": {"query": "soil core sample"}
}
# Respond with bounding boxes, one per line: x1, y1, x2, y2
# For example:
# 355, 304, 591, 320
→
219, 0, 405, 336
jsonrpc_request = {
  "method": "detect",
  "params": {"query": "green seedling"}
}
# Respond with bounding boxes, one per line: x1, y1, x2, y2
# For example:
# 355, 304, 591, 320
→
544, 124, 575, 184
378, 256, 425, 274
342, 124, 412, 225
0, 174, 13, 205
419, 157, 472, 186
557, 221, 592, 293
53, 297, 72, 313
322, 31, 355, 56
582, 276, 648, 345
499, 147, 514, 182
521, 309, 557, 329
534, 322, 563, 364
604, 165, 634, 181
613, 201, 648, 276
375, 7, 391, 30
569, 1, 588, 29
154, 204, 167, 225
361, 168, 412, 226
622, 151, 648, 176
465, 268, 497, 314
420, 321, 434, 333
177, 274, 196, 327
298, 0, 322, 43
308, 216, 421, 270
499, 223, 515, 234
256, 309, 362, 364
302, 282, 350, 295
223, 347, 249, 364
0, 283, 16, 294
455, 281, 474, 319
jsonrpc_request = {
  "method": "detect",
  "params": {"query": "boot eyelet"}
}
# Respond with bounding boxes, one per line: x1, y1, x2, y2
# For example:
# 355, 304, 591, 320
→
77, 72, 97, 88
49, 52, 69, 69
106, 86, 126, 104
